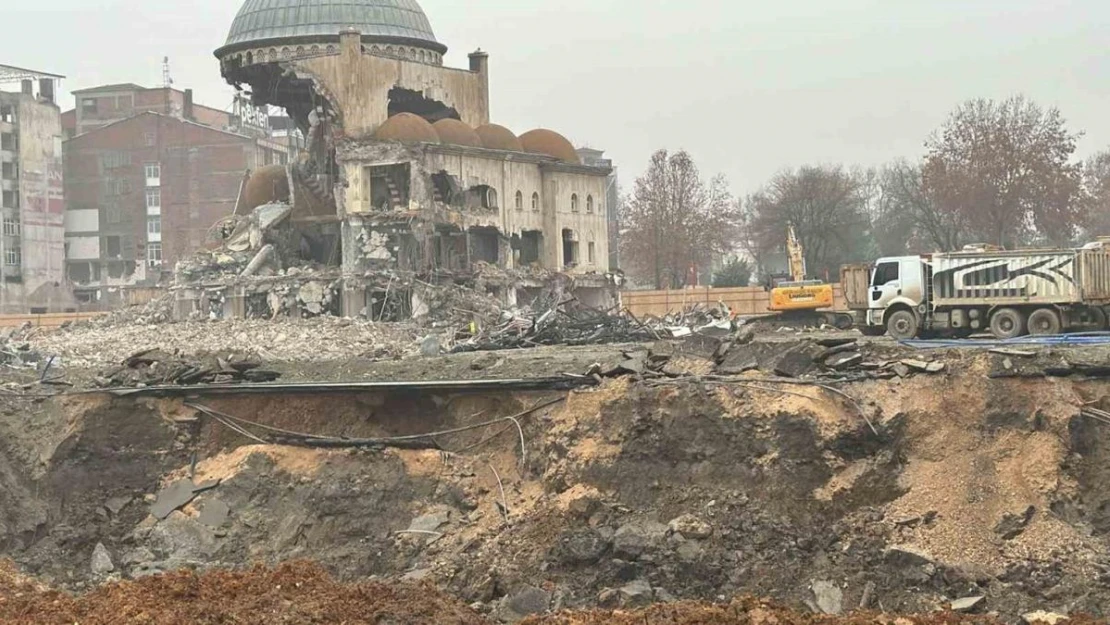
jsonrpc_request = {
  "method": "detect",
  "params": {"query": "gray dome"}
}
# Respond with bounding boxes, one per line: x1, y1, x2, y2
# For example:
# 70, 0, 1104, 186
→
218, 0, 445, 55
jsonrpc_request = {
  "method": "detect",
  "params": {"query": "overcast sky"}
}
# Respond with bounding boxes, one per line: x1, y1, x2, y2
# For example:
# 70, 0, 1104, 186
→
5, 0, 1110, 195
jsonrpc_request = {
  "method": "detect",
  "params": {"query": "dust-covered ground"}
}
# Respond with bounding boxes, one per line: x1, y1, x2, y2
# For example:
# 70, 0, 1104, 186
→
1, 324, 1109, 623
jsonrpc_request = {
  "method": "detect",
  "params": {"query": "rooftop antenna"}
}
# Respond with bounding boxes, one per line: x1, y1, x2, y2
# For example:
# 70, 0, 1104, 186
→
162, 56, 173, 88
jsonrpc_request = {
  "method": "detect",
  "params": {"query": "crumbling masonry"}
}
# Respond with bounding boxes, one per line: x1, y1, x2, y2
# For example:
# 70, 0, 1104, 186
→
178, 10, 616, 321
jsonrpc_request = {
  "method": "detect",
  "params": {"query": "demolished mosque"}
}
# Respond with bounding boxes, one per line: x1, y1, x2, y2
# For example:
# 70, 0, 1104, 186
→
179, 0, 616, 320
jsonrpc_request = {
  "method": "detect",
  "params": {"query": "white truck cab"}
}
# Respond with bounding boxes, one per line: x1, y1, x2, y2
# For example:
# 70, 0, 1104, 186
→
865, 256, 928, 331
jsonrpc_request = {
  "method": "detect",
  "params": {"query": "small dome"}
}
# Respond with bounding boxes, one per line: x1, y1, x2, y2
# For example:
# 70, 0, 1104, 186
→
374, 113, 440, 144
243, 165, 291, 211
519, 129, 580, 163
474, 124, 523, 152
432, 119, 482, 148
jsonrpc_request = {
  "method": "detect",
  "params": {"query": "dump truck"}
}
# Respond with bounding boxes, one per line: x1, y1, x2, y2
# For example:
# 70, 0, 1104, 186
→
843, 243, 1110, 340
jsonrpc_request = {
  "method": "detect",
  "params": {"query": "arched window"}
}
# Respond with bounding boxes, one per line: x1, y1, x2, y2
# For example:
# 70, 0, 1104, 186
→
419, 50, 426, 63
515, 191, 523, 211
586, 195, 594, 213
531, 192, 540, 211
571, 194, 579, 212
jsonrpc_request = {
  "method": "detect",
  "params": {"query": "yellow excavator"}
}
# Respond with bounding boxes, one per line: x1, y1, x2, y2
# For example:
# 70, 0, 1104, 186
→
766, 226, 853, 329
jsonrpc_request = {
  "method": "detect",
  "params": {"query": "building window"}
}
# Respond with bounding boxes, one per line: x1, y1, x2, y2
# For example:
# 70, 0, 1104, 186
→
146, 189, 161, 210
81, 98, 97, 114
515, 191, 523, 211
3, 218, 20, 237
588, 241, 596, 264
0, 132, 15, 152
0, 105, 13, 123
1, 191, 16, 209
144, 132, 156, 147
587, 195, 594, 213
147, 216, 161, 235
5, 246, 20, 267
147, 242, 162, 267
571, 194, 579, 213
145, 163, 161, 186
1, 162, 16, 180
531, 192, 539, 211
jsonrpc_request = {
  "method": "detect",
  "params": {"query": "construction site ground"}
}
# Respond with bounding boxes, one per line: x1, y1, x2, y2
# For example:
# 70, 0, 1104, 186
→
1, 315, 1109, 624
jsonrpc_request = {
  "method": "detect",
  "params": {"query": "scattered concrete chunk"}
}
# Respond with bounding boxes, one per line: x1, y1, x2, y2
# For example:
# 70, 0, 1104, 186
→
91, 543, 114, 575
950, 596, 986, 612
811, 580, 843, 615
668, 514, 713, 540
774, 342, 825, 378
408, 511, 450, 534
618, 579, 654, 608
612, 520, 669, 559
1022, 611, 1070, 624
995, 506, 1036, 540
104, 496, 133, 516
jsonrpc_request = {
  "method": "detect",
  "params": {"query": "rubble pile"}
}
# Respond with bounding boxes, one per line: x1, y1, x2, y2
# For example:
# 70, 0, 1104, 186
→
457, 303, 656, 352
34, 317, 422, 370
93, 349, 279, 388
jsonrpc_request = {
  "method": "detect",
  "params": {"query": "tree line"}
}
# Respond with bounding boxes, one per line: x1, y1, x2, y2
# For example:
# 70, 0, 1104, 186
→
620, 95, 1110, 290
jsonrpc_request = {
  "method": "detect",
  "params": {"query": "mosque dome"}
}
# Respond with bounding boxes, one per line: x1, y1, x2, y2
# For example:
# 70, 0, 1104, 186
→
217, 0, 447, 58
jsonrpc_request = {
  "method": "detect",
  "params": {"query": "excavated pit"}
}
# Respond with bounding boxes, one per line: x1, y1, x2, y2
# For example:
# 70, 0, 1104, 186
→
1, 369, 1109, 621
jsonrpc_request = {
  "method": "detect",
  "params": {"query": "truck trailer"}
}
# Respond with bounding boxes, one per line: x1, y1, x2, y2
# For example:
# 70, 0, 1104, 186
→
844, 244, 1110, 340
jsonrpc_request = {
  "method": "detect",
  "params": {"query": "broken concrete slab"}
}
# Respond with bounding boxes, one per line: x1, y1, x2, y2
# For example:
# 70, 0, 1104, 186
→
679, 333, 723, 361
774, 342, 826, 378
816, 337, 857, 348
151, 481, 201, 521
826, 353, 864, 371
408, 511, 450, 534
950, 596, 986, 612
198, 499, 231, 528
816, 341, 859, 361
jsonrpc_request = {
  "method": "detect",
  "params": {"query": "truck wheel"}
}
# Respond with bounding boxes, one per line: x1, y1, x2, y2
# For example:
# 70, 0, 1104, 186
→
1027, 308, 1062, 336
990, 308, 1027, 340
1092, 306, 1108, 330
886, 310, 918, 340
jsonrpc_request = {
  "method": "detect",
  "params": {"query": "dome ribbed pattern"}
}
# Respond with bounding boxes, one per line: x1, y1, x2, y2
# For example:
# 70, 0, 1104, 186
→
223, 0, 441, 50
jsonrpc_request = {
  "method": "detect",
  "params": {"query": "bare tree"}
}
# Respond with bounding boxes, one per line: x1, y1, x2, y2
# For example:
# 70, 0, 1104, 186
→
620, 150, 740, 289
871, 161, 965, 253
1085, 149, 1110, 239
745, 166, 874, 281
923, 96, 1085, 248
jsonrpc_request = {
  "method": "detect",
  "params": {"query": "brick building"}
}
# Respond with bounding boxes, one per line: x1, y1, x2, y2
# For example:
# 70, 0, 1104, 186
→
67, 84, 229, 138
63, 111, 291, 303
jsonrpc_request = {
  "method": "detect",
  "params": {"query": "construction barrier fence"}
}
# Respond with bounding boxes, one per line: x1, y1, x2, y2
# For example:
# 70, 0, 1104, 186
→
622, 286, 848, 318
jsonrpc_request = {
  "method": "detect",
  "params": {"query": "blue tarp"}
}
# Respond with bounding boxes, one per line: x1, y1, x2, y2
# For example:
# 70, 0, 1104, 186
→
900, 332, 1110, 350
